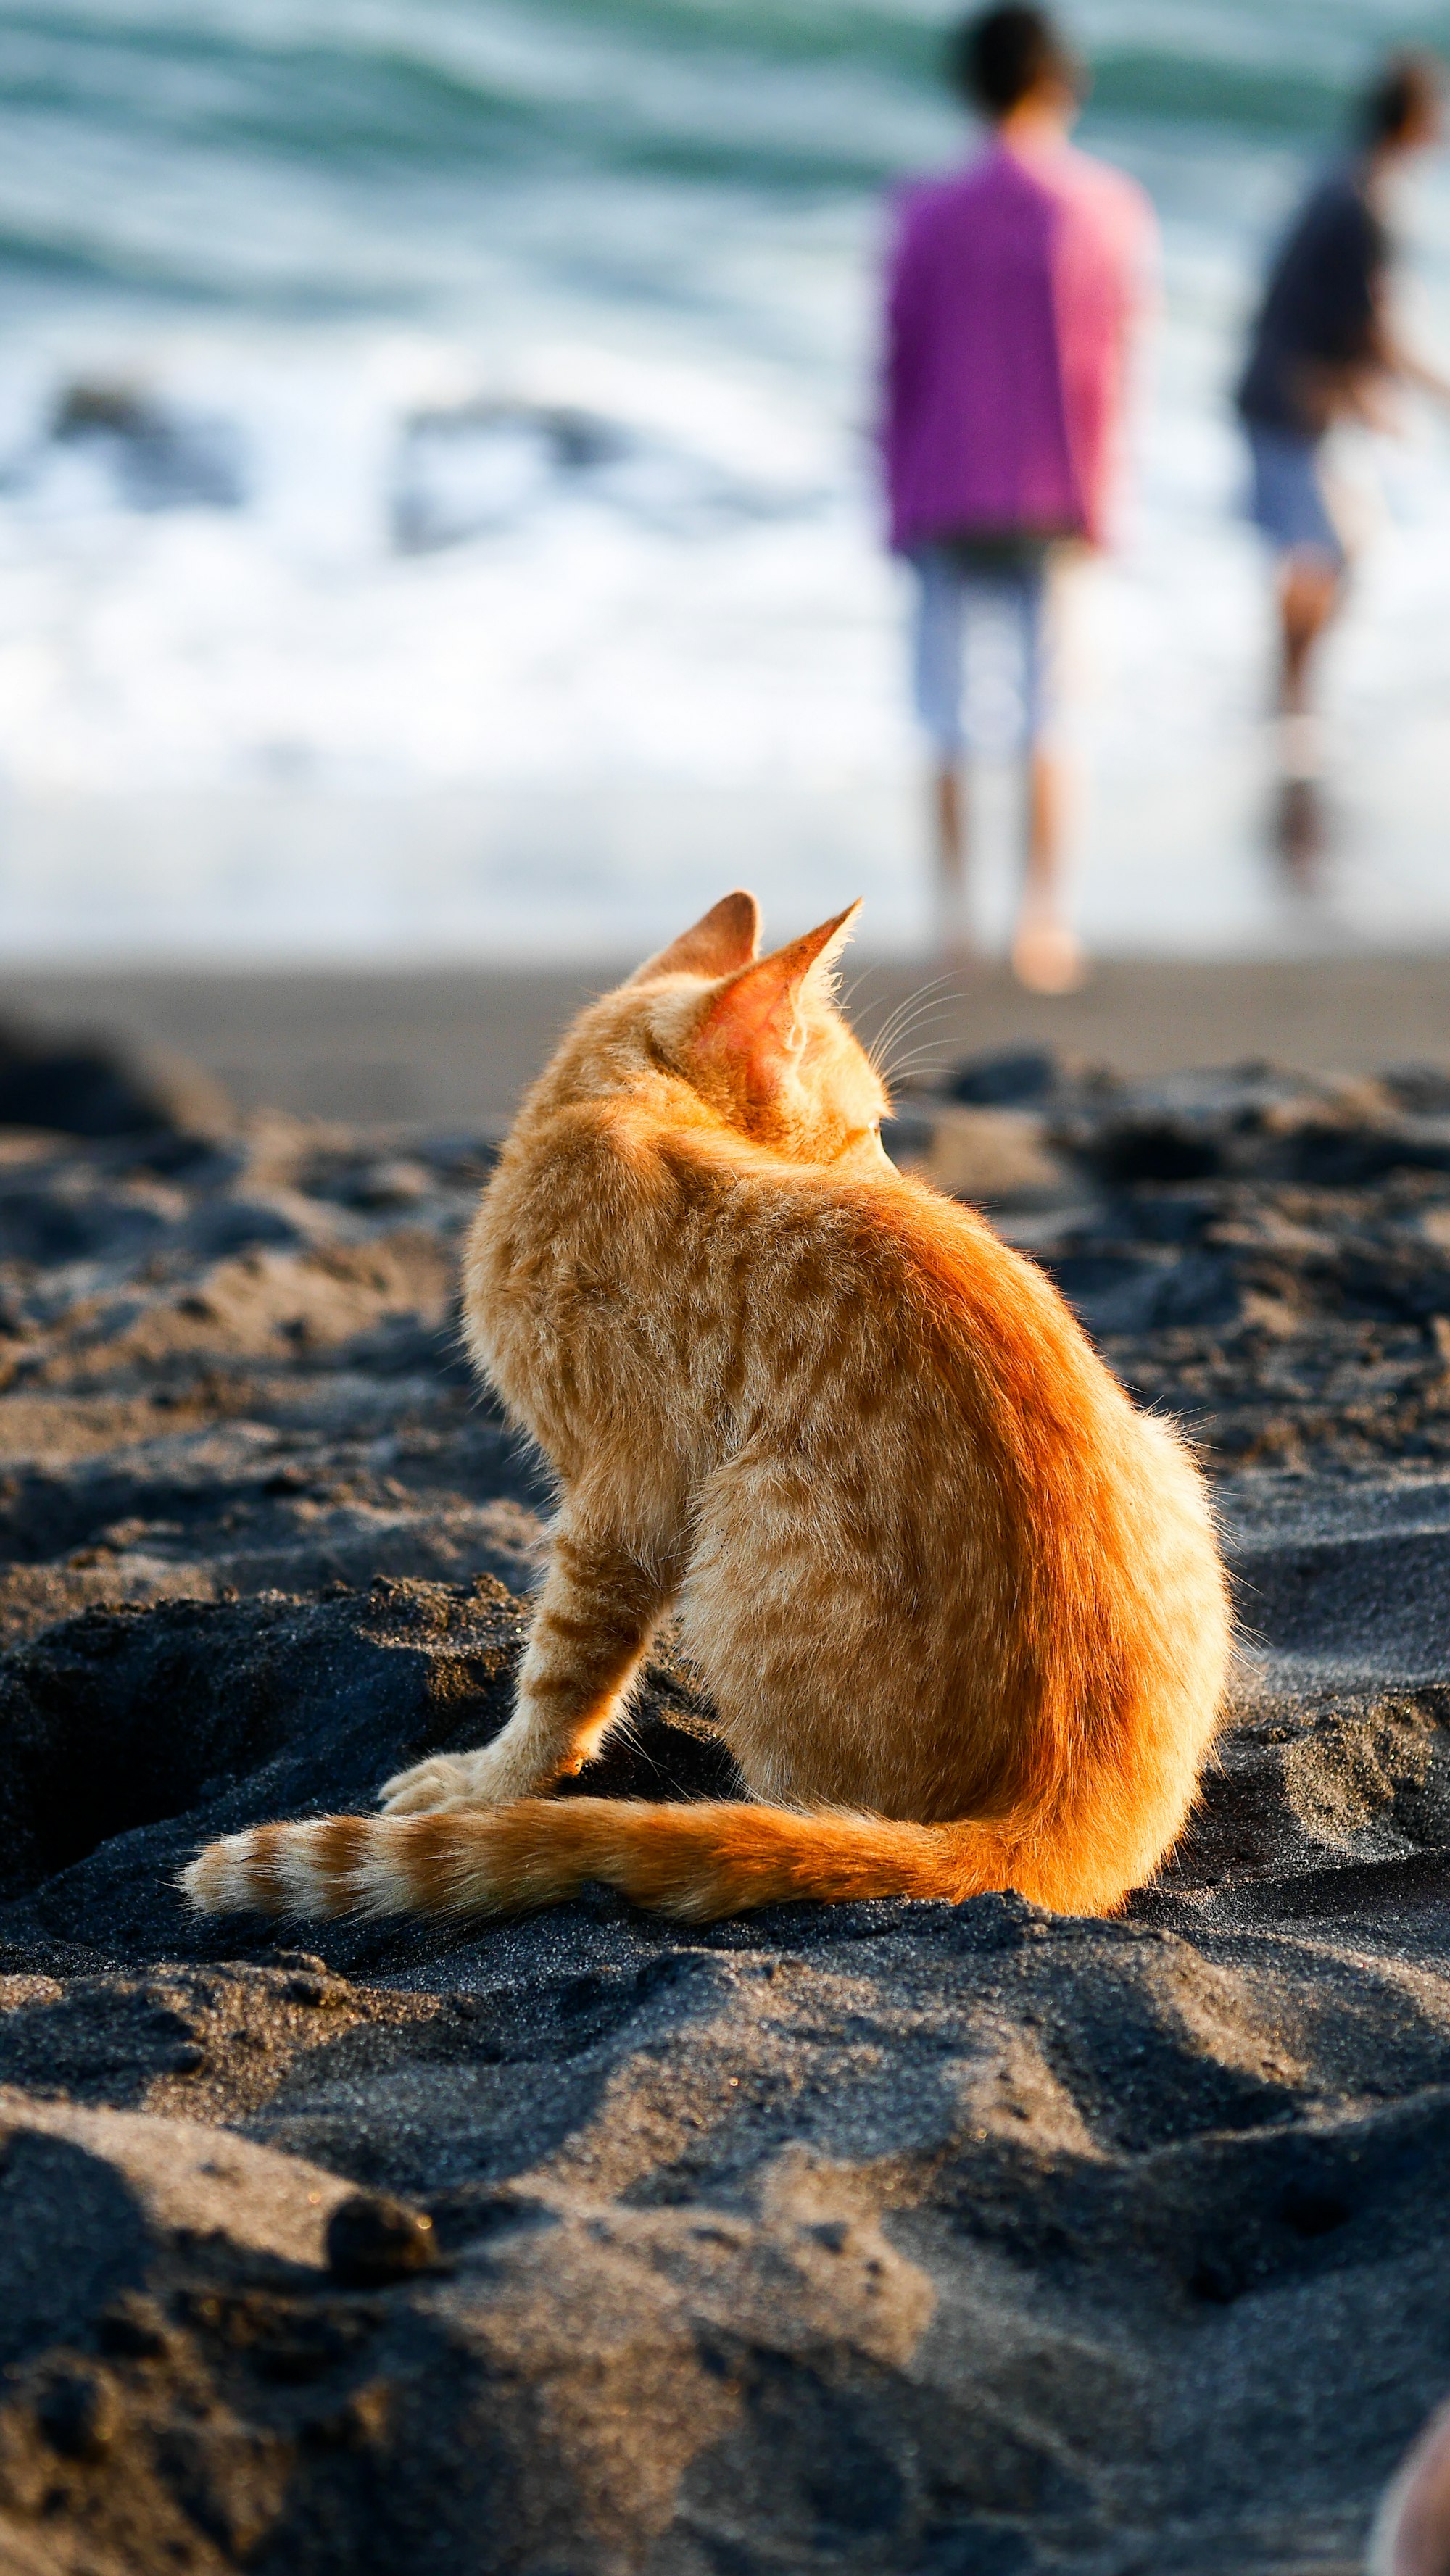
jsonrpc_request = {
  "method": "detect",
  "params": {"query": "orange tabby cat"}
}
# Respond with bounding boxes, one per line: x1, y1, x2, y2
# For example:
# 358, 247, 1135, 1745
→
183, 891, 1230, 1927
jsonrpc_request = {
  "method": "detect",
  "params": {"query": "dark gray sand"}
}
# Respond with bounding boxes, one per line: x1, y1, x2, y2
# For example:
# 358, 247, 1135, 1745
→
9, 1041, 1450, 2572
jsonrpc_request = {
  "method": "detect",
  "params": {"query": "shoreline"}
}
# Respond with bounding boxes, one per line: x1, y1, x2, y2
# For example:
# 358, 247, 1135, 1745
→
5, 950, 1450, 1129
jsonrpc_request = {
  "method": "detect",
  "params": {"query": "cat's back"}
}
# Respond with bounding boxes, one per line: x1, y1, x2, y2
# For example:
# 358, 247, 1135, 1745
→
703, 1158, 1211, 1637
467, 1097, 1103, 1431
468, 1094, 1217, 1664
750, 1155, 1116, 1443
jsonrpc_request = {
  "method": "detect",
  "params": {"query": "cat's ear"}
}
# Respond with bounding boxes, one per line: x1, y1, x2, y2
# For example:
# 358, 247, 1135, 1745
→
629, 890, 761, 984
694, 902, 861, 1081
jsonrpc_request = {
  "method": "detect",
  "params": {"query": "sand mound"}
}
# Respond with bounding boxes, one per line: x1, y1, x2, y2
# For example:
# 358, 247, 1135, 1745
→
5, 1063, 1450, 2569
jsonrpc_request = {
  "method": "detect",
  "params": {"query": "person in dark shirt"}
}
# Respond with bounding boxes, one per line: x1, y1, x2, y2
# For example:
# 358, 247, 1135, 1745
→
1239, 51, 1448, 863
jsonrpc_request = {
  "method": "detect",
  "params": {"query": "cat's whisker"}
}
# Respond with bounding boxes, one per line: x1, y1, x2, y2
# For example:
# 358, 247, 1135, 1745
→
862, 976, 950, 1061
882, 1044, 956, 1088
837, 962, 887, 1016
876, 1002, 961, 1086
885, 1028, 954, 1063
865, 988, 945, 1066
878, 995, 959, 1051
875, 994, 953, 1066
881, 1048, 954, 1094
877, 995, 958, 1055
878, 976, 961, 1031
863, 972, 964, 1076
881, 1060, 951, 1099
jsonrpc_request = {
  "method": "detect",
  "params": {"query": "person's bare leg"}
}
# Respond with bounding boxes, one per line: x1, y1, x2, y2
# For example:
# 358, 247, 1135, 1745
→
1011, 745, 1085, 994
1278, 553, 1341, 717
932, 760, 974, 962
1273, 551, 1341, 875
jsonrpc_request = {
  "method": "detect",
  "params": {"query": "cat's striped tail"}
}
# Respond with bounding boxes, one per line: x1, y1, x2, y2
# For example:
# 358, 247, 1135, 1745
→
180, 1797, 1018, 1926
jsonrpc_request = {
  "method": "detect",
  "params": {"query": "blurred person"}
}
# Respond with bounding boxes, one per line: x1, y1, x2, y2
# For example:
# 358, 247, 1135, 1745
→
882, 3, 1155, 991
1238, 50, 1450, 869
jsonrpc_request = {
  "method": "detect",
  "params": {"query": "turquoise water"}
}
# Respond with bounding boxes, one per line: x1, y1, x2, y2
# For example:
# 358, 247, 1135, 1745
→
2, 1, 1450, 955
0, 1, 1435, 306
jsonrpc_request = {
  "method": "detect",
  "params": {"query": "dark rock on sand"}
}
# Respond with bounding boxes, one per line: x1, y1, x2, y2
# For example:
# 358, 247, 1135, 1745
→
9, 1066, 1450, 2569
942, 1044, 1061, 1109
0, 1021, 232, 1141
325, 2193, 439, 2286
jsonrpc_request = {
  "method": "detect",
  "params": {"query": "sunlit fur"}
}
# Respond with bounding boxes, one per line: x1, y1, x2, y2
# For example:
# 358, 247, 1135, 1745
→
183, 889, 1230, 1927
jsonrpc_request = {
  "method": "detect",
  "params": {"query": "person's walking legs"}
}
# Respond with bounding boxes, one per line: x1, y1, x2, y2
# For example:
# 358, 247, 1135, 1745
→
931, 760, 972, 959
1008, 554, 1084, 992
1272, 552, 1341, 873
1278, 553, 1341, 713
1011, 743, 1083, 992
913, 549, 975, 960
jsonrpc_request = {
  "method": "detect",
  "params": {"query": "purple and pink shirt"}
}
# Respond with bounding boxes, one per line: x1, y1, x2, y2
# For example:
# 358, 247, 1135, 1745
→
882, 138, 1156, 554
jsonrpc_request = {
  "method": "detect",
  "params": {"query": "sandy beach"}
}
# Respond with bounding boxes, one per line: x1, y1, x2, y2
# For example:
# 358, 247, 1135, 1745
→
3, 1000, 1450, 2569
12, 0, 1450, 2555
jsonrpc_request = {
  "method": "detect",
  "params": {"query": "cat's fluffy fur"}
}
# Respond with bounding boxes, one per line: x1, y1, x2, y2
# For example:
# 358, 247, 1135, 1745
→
184, 892, 1230, 1926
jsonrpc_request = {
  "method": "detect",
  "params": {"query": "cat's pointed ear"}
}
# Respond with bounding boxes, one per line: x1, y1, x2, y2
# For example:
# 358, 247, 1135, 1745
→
694, 902, 861, 1079
629, 890, 761, 985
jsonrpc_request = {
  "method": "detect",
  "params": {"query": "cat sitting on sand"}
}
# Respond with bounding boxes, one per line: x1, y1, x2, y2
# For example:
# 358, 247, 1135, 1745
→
184, 892, 1230, 1926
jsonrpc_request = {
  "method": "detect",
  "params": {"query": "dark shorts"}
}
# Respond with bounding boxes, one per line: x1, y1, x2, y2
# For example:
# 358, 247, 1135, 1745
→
1245, 425, 1345, 568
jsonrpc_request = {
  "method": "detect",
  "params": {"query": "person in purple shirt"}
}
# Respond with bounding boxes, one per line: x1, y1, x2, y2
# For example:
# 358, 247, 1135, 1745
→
883, 4, 1154, 989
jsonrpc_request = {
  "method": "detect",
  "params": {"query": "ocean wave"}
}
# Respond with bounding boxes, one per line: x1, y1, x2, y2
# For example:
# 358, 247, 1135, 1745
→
0, 1, 1399, 267
0, 1, 1412, 327
390, 396, 824, 551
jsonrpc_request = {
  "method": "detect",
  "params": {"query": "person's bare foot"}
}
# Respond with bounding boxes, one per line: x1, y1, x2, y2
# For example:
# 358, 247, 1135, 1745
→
1011, 905, 1087, 994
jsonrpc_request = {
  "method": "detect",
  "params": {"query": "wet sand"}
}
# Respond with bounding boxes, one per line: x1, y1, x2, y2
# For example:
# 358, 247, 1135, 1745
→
7, 949, 1450, 1127
5, 1033, 1450, 2569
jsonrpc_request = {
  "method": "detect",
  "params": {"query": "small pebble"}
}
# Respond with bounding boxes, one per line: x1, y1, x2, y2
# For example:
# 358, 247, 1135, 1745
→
37, 2364, 120, 2459
805, 2219, 850, 2253
326, 2192, 438, 2287
97, 2293, 171, 2359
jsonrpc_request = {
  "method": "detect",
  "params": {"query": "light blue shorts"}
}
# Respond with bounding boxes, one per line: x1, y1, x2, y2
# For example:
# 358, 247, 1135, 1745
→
910, 536, 1052, 760
1245, 425, 1345, 568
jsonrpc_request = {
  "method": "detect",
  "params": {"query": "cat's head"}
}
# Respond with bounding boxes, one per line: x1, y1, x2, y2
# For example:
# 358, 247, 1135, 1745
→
547, 892, 890, 1171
